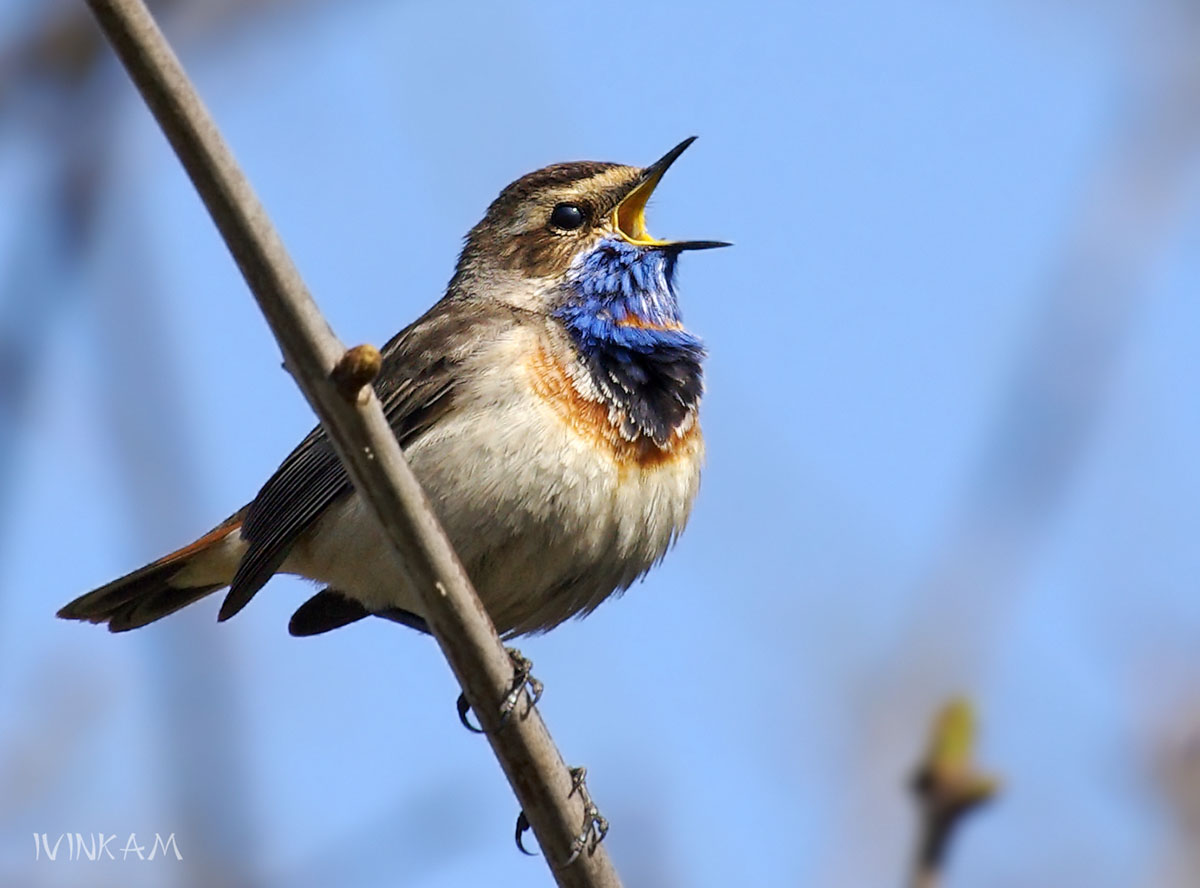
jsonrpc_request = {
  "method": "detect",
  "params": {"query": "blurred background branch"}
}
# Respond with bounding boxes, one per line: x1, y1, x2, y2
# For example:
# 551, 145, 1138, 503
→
0, 2, 349, 885
908, 699, 997, 888
824, 1, 1200, 880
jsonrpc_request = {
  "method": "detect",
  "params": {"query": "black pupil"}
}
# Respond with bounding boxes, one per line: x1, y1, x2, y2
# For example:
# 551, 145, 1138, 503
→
550, 203, 585, 230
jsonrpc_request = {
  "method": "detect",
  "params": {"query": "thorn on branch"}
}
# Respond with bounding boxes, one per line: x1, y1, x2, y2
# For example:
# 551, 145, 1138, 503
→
909, 697, 998, 888
330, 343, 382, 404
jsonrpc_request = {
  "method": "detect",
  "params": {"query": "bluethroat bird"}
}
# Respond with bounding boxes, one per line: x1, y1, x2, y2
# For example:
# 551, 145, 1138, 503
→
59, 138, 727, 639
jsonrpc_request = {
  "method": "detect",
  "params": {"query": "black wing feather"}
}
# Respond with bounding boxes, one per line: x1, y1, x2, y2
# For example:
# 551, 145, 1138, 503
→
288, 588, 369, 636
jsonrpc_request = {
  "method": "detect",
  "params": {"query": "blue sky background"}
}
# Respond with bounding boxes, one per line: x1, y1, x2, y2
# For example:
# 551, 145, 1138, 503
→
3, 1, 1200, 885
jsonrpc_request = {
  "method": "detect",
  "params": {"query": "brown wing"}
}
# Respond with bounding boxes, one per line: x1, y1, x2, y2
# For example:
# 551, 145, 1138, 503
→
219, 298, 520, 621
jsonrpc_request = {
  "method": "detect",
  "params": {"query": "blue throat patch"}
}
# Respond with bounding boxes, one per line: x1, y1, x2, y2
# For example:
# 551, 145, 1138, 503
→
554, 237, 705, 446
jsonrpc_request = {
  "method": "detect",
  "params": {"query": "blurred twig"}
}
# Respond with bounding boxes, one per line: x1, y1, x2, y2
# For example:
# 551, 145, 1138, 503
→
83, 0, 622, 883
908, 699, 997, 888
827, 2, 1200, 880
1146, 699, 1200, 886
0, 0, 317, 106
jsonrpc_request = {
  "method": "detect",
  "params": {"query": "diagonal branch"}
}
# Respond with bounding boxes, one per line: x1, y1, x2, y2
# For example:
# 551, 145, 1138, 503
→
81, 0, 623, 884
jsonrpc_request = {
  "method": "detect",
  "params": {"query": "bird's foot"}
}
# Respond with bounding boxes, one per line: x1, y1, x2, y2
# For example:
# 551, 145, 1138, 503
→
514, 766, 608, 863
563, 766, 609, 865
500, 648, 544, 722
456, 647, 543, 734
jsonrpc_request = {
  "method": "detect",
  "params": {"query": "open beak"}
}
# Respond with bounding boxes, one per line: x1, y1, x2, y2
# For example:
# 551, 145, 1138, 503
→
614, 136, 732, 252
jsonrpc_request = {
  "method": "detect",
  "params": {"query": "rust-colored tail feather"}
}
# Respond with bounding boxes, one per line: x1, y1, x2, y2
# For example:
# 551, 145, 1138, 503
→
58, 510, 245, 632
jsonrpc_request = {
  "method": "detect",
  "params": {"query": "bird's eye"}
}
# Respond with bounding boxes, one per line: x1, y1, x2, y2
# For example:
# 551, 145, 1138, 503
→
549, 203, 586, 231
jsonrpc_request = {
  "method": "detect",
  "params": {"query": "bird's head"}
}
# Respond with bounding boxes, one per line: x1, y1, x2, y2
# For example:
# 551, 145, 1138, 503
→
450, 137, 728, 319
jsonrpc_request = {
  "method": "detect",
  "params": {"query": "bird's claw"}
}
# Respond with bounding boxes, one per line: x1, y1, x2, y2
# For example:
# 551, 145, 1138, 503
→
515, 810, 536, 856
563, 766, 608, 866
456, 647, 542, 734
500, 648, 543, 723
512, 766, 608, 864
456, 693, 484, 733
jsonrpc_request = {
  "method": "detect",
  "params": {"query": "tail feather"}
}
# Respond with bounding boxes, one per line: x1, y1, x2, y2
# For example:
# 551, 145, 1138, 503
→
104, 582, 226, 632
58, 509, 247, 632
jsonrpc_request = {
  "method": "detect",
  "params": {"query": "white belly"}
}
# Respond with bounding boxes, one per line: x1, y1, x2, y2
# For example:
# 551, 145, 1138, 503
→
287, 331, 703, 636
